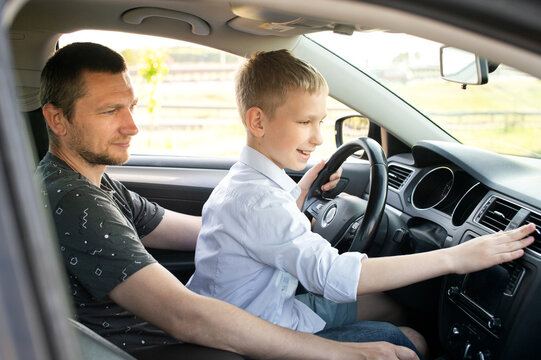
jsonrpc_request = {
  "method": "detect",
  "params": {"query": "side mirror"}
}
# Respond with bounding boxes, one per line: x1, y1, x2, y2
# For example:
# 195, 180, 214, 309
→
334, 115, 370, 157
440, 46, 488, 85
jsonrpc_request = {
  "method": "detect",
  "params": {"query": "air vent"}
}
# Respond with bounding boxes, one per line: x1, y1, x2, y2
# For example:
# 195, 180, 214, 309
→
478, 197, 521, 232
525, 211, 541, 254
388, 165, 412, 190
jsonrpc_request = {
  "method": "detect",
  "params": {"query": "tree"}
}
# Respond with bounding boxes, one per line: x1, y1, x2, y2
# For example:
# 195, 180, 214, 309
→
138, 49, 169, 147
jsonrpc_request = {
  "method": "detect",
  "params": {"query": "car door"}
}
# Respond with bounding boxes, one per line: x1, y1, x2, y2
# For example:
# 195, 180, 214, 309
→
0, 1, 82, 358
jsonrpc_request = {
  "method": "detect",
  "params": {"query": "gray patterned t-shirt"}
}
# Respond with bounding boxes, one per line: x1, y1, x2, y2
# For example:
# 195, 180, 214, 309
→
37, 152, 179, 352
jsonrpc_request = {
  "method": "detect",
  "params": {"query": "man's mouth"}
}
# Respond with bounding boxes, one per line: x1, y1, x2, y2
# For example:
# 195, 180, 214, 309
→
112, 139, 131, 148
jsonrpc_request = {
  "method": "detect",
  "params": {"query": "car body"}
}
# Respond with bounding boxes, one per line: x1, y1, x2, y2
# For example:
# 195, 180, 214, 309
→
1, 0, 541, 359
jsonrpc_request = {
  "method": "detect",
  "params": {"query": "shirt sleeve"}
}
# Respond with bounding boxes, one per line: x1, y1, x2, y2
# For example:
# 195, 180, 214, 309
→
106, 176, 165, 238
53, 185, 156, 300
237, 187, 366, 303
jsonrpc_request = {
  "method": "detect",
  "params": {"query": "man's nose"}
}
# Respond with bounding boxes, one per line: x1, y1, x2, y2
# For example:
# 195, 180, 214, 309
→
121, 108, 139, 136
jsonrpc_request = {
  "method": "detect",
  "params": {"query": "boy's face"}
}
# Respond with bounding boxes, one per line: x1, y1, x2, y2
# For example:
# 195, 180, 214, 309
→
258, 88, 326, 171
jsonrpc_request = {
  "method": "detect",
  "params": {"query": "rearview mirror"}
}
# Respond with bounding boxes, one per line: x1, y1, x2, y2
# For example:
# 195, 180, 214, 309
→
440, 46, 488, 85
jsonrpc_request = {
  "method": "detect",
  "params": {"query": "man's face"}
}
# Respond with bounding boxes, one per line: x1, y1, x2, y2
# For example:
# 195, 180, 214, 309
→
66, 71, 138, 166
259, 88, 326, 171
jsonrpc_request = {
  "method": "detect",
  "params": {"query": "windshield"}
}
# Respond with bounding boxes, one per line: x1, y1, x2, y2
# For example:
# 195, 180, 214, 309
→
308, 31, 541, 159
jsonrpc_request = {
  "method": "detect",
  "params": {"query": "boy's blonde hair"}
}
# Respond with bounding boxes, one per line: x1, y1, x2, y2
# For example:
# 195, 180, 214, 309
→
235, 49, 328, 125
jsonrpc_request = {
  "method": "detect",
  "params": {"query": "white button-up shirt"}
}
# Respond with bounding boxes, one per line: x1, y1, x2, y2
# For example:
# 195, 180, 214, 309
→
187, 146, 365, 333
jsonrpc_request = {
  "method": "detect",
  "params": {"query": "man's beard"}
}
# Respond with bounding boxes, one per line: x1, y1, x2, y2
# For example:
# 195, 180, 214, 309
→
68, 124, 129, 166
78, 147, 127, 166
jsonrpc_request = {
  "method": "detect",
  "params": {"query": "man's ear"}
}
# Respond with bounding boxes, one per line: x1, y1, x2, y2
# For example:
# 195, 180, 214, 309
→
42, 103, 68, 136
245, 106, 266, 138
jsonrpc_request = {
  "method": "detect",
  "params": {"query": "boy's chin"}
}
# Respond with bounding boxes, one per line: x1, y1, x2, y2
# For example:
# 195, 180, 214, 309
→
289, 163, 308, 171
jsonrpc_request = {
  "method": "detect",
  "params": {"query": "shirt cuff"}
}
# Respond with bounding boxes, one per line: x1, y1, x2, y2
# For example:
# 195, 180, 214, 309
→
323, 251, 366, 303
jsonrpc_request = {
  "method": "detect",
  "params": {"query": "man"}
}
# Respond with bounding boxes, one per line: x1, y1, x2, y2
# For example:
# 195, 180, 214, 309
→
37, 42, 419, 360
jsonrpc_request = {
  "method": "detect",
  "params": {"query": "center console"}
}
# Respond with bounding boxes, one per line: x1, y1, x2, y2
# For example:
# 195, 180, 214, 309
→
439, 247, 541, 359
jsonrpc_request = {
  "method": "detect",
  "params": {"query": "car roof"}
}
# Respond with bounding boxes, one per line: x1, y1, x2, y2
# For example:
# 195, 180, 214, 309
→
9, 0, 541, 87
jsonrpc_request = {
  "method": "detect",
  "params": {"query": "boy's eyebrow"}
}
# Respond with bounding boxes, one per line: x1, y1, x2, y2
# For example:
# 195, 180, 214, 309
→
311, 113, 327, 120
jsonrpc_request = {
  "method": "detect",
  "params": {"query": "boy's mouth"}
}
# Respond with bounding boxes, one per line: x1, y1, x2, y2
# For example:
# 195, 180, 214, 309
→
297, 149, 312, 160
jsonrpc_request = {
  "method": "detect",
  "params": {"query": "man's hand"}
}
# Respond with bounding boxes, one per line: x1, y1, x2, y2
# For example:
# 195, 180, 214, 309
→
330, 341, 419, 360
297, 160, 343, 210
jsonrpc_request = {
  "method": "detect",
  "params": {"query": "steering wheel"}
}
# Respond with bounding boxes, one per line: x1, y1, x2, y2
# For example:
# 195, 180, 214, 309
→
302, 137, 388, 252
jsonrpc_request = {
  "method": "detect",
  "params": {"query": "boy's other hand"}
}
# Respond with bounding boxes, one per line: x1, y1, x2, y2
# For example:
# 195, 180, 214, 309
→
296, 160, 343, 210
449, 223, 535, 274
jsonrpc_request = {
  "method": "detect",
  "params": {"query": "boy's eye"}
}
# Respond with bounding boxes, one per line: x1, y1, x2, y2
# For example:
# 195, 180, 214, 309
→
299, 120, 310, 125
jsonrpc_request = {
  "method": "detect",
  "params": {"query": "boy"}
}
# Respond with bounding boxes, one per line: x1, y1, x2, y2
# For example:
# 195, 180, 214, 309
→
187, 50, 534, 355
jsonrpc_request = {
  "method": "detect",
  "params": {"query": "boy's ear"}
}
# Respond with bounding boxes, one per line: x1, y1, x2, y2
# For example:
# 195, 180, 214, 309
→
42, 103, 68, 136
245, 106, 265, 138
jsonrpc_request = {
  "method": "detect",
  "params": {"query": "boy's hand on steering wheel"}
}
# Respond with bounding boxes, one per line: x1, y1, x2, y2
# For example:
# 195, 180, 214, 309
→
296, 160, 343, 210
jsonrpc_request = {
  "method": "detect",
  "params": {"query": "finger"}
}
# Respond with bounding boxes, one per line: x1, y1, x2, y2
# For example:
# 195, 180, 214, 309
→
500, 235, 534, 253
510, 223, 536, 238
302, 160, 325, 183
328, 167, 343, 181
496, 248, 525, 264
395, 345, 419, 360
314, 159, 325, 171
491, 223, 536, 245
321, 179, 340, 191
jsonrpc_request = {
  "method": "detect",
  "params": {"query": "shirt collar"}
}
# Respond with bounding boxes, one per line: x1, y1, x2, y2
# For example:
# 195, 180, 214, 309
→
240, 146, 300, 196
42, 152, 113, 193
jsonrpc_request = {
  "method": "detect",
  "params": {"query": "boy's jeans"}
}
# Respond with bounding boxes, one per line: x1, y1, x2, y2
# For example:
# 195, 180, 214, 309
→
316, 321, 424, 360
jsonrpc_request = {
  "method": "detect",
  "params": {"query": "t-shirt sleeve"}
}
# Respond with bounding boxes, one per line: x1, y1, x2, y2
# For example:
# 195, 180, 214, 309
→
53, 186, 156, 300
128, 189, 164, 237
107, 176, 165, 238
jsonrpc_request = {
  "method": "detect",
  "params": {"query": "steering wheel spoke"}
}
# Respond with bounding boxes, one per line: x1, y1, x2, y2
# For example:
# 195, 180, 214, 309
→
304, 198, 328, 219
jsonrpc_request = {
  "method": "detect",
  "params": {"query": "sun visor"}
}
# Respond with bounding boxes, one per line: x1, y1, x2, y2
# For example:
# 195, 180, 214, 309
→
228, 4, 354, 36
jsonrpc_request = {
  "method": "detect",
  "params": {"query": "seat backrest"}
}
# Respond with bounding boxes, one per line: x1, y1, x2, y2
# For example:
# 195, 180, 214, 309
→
24, 108, 49, 162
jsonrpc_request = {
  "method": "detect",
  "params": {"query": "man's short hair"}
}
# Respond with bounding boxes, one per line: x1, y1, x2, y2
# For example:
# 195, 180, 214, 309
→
40, 42, 127, 122
235, 49, 328, 125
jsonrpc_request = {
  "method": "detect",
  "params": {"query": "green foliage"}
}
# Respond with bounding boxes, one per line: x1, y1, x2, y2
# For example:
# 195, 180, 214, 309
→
138, 49, 169, 114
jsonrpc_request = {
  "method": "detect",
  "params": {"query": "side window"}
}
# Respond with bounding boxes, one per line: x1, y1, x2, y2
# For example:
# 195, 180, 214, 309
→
60, 30, 360, 159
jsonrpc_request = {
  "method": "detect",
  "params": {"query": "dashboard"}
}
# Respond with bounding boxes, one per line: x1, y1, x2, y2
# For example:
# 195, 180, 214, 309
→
385, 140, 541, 360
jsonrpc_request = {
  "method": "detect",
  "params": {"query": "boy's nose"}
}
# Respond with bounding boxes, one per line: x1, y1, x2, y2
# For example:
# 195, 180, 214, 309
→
311, 125, 323, 146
